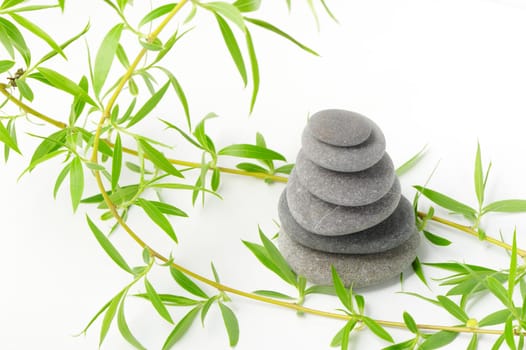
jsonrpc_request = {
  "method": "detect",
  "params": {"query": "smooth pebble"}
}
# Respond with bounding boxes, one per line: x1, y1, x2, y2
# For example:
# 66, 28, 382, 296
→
295, 151, 395, 206
308, 109, 372, 147
302, 122, 385, 172
278, 229, 420, 288
286, 170, 401, 235
279, 192, 417, 254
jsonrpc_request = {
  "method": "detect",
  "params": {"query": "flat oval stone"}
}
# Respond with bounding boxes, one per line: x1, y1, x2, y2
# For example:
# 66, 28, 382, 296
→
308, 109, 372, 147
302, 122, 385, 172
286, 170, 401, 235
279, 191, 417, 254
278, 229, 420, 288
294, 151, 395, 206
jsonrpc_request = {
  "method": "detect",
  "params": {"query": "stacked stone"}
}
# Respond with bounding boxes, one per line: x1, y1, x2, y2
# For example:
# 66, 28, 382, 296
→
278, 109, 420, 288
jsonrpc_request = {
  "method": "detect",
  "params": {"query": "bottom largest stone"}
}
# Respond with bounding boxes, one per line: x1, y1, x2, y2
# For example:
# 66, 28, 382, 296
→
278, 230, 420, 288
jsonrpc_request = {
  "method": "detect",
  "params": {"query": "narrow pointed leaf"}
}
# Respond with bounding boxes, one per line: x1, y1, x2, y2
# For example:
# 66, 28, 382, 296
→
467, 334, 478, 350
396, 145, 427, 176
245, 28, 259, 113
0, 17, 30, 65
259, 229, 297, 285
219, 302, 239, 346
382, 339, 416, 350
331, 266, 352, 311
117, 298, 147, 350
505, 317, 516, 350
53, 162, 71, 198
70, 157, 84, 212
486, 276, 512, 308
215, 13, 247, 86
37, 67, 96, 106
170, 267, 208, 298
423, 230, 451, 246
403, 312, 418, 334
127, 81, 170, 127
136, 198, 178, 243
236, 162, 268, 173
205, 2, 245, 31
245, 17, 319, 56
420, 331, 458, 350
144, 278, 174, 324
100, 288, 127, 346
162, 306, 201, 350
93, 23, 124, 96
16, 79, 33, 101
0, 59, 14, 73
86, 215, 133, 274
479, 309, 511, 327
252, 290, 295, 300
155, 68, 191, 129
111, 133, 122, 190
149, 201, 187, 217
0, 121, 20, 154
483, 200, 526, 214
474, 143, 484, 206
363, 316, 394, 343
412, 257, 429, 287
509, 231, 517, 299
437, 295, 469, 322
219, 144, 285, 161
138, 138, 183, 177
201, 297, 217, 325
233, 0, 260, 12
139, 3, 177, 27
9, 13, 65, 58
414, 186, 476, 220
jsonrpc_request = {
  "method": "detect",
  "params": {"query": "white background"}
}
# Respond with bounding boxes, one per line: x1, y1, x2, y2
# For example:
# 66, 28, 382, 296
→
2, 0, 526, 349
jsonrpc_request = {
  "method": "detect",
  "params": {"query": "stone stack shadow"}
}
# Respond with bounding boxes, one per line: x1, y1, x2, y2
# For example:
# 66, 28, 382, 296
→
278, 109, 420, 288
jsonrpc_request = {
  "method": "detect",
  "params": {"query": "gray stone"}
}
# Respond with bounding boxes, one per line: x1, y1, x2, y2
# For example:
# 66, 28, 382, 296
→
294, 151, 395, 206
308, 109, 372, 147
302, 122, 385, 172
279, 191, 417, 254
286, 170, 401, 235
277, 229, 420, 288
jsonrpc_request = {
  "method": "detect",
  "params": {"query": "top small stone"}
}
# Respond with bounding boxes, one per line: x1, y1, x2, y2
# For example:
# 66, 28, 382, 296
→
308, 109, 372, 147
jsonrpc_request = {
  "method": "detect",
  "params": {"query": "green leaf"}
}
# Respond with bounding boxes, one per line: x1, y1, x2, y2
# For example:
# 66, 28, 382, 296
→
111, 133, 122, 190
0, 121, 20, 154
219, 144, 285, 161
86, 215, 133, 274
304, 285, 336, 296
330, 319, 357, 348
258, 228, 297, 286
363, 316, 394, 343
354, 294, 365, 314
466, 334, 478, 350
136, 198, 178, 243
436, 295, 469, 322
9, 13, 65, 59
243, 240, 290, 283
93, 23, 123, 96
509, 230, 518, 300
37, 67, 96, 106
0, 60, 14, 73
252, 290, 295, 300
474, 142, 484, 207
139, 37, 164, 51
331, 266, 352, 311
420, 331, 458, 350
233, 0, 260, 12
211, 168, 220, 191
492, 335, 505, 350
219, 302, 239, 346
423, 230, 451, 246
403, 311, 418, 334
58, 0, 65, 11
505, 317, 516, 350
320, 0, 338, 22
161, 119, 202, 150
162, 306, 201, 350
100, 288, 127, 347
170, 267, 208, 299
215, 13, 247, 86
275, 163, 294, 174
144, 278, 174, 324
77, 299, 111, 335
117, 98, 136, 124
53, 162, 71, 198
412, 257, 429, 287
35, 22, 89, 67
15, 78, 33, 101
117, 298, 147, 350
139, 3, 177, 27
193, 112, 218, 151
138, 138, 183, 177
69, 157, 84, 212
483, 199, 526, 214
414, 186, 477, 220
486, 275, 512, 309
236, 162, 268, 173
155, 67, 191, 129
395, 145, 427, 176
1, 0, 26, 9
127, 81, 170, 127
201, 297, 217, 325
135, 293, 200, 306
204, 2, 245, 31
244, 17, 319, 56
149, 201, 188, 217
382, 339, 416, 350
245, 28, 259, 113
479, 309, 511, 327
0, 17, 30, 65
